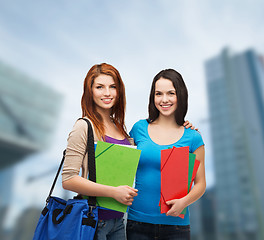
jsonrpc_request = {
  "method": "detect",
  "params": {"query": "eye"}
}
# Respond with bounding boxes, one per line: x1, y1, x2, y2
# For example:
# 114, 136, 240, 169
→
155, 92, 162, 96
96, 85, 103, 89
169, 91, 176, 95
110, 85, 116, 89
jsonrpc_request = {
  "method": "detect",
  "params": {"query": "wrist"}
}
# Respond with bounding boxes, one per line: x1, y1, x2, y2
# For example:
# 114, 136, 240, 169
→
97, 184, 116, 198
109, 186, 117, 199
180, 196, 189, 208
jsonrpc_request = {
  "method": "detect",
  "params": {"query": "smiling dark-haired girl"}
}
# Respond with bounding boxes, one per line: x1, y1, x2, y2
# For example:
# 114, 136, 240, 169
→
126, 69, 206, 240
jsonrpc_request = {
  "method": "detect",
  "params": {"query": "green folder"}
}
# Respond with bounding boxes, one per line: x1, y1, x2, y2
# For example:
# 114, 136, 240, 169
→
188, 153, 196, 191
95, 141, 141, 212
181, 152, 196, 215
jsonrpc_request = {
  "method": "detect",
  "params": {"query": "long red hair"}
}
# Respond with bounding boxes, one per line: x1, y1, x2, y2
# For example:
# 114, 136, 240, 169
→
81, 63, 128, 139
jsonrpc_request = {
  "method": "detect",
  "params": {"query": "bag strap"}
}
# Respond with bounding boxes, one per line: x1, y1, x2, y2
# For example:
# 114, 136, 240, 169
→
80, 118, 96, 206
46, 118, 96, 206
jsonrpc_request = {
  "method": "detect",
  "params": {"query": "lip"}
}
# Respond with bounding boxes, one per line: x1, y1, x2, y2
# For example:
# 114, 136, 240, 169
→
101, 98, 113, 104
160, 104, 172, 109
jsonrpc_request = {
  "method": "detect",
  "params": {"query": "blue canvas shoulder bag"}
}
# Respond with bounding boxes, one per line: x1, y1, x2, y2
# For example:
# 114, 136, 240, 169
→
33, 118, 98, 240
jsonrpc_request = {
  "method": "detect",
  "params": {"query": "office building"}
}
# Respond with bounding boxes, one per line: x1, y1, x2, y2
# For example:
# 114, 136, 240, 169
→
0, 61, 62, 170
190, 188, 217, 240
205, 48, 264, 240
200, 188, 216, 240
0, 60, 62, 237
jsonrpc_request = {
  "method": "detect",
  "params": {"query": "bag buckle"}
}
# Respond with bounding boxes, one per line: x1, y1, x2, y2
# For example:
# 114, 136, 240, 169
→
45, 196, 50, 206
88, 205, 96, 217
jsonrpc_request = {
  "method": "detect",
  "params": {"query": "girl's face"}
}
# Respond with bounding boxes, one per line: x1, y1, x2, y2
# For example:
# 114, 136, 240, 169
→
154, 77, 177, 117
92, 74, 117, 111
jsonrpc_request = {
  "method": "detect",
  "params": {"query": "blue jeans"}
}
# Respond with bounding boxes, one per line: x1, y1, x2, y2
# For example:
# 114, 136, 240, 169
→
95, 218, 126, 240
126, 220, 190, 240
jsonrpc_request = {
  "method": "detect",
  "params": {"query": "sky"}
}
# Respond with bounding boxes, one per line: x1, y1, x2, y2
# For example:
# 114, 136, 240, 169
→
0, 0, 263, 228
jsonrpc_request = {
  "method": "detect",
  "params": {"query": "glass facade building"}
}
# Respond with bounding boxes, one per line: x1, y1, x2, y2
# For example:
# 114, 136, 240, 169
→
205, 48, 264, 240
0, 61, 62, 169
0, 60, 62, 237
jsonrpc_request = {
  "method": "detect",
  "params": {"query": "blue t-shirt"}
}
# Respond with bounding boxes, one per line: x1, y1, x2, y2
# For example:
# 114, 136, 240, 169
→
127, 119, 204, 225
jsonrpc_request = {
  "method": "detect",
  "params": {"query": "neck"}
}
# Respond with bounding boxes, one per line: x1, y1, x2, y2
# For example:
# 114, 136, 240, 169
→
154, 115, 180, 128
96, 107, 112, 124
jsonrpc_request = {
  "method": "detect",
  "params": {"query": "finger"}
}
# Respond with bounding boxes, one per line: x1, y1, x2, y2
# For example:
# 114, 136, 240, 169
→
126, 186, 138, 192
127, 188, 138, 196
166, 200, 173, 206
125, 198, 134, 205
126, 196, 134, 201
166, 209, 179, 217
129, 191, 138, 197
166, 209, 172, 216
183, 121, 189, 126
127, 199, 134, 205
123, 201, 131, 206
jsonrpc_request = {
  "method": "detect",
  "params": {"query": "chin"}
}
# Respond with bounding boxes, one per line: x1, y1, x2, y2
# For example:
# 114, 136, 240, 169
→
103, 105, 114, 109
160, 112, 174, 117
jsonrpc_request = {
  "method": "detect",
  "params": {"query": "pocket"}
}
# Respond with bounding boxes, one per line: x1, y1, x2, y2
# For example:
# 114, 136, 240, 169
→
126, 220, 137, 231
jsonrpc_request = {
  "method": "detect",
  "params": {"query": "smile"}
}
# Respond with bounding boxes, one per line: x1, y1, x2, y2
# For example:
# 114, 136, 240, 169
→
160, 104, 172, 109
101, 98, 113, 104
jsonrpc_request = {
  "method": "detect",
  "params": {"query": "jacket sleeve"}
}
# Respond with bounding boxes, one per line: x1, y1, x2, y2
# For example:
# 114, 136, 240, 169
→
61, 119, 88, 182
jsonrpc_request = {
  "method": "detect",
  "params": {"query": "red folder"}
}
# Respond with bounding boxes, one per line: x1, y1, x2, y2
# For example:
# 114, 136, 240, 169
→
160, 146, 200, 218
160, 146, 189, 215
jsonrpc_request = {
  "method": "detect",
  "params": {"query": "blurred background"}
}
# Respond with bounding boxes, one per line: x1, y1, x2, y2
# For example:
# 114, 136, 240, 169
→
0, 1, 263, 239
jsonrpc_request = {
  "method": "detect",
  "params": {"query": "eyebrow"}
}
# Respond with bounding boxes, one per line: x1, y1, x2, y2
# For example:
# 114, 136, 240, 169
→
155, 89, 176, 92
94, 82, 116, 86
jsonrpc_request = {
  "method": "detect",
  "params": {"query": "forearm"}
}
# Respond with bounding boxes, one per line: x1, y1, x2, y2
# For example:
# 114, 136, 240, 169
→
181, 181, 206, 207
62, 175, 116, 198
182, 145, 206, 207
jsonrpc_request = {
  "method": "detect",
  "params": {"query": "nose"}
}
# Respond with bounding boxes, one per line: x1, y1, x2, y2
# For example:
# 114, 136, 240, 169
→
161, 94, 168, 102
103, 87, 110, 96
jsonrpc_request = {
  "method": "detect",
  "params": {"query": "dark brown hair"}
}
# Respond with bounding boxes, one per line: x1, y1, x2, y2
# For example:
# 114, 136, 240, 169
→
81, 63, 128, 139
148, 69, 188, 125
